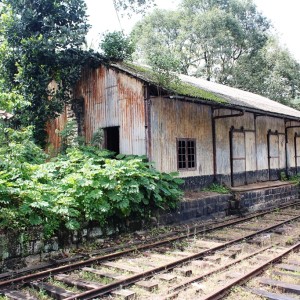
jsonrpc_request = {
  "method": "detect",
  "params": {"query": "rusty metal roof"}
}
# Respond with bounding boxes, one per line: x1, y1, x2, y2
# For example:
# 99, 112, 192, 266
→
112, 62, 300, 120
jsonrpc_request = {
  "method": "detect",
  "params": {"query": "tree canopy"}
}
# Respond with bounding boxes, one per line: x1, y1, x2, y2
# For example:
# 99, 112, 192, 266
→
131, 0, 300, 104
0, 0, 98, 145
132, 0, 270, 79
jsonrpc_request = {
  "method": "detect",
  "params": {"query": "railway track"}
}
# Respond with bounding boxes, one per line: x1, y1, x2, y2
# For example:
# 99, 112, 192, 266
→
0, 201, 300, 299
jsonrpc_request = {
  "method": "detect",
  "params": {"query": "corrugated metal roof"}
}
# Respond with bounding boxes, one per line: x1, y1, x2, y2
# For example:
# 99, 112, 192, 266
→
179, 74, 300, 119
112, 62, 300, 119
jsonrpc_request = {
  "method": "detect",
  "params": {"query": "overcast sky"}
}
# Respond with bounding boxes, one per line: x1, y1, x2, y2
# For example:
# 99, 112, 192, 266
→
85, 0, 300, 62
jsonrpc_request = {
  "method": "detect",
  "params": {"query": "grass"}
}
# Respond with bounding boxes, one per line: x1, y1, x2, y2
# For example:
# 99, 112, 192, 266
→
48, 278, 80, 293
202, 183, 231, 194
79, 270, 114, 285
25, 288, 52, 300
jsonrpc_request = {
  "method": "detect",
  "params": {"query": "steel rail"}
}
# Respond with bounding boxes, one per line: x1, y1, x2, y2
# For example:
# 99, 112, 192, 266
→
200, 242, 300, 300
0, 201, 298, 290
0, 201, 299, 289
162, 245, 275, 299
63, 214, 300, 300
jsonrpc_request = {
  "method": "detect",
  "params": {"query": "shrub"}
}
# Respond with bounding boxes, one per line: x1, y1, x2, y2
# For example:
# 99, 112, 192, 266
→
100, 31, 135, 62
0, 128, 183, 237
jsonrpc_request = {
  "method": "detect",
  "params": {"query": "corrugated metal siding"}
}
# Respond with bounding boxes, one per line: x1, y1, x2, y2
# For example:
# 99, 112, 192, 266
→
49, 65, 146, 155
150, 97, 213, 176
256, 117, 285, 170
47, 64, 298, 185
245, 131, 256, 172
286, 121, 300, 170
46, 109, 67, 152
215, 111, 255, 175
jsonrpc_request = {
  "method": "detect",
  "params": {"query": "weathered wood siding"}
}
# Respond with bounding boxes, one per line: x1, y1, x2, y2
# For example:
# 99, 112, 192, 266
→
48, 65, 146, 155
150, 97, 213, 177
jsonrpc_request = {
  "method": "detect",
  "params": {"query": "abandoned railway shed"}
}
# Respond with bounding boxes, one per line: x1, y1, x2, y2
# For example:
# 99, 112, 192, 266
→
47, 62, 300, 189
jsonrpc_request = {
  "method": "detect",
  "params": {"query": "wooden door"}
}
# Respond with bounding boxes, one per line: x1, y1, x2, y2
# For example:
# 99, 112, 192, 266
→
294, 133, 300, 174
230, 128, 246, 187
267, 130, 280, 180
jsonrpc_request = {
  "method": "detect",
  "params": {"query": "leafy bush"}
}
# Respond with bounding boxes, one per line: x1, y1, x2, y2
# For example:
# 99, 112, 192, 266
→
100, 31, 135, 61
0, 128, 183, 237
202, 183, 230, 194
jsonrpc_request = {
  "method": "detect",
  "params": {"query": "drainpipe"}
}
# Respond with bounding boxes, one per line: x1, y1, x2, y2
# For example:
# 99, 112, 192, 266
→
285, 120, 300, 176
211, 108, 244, 182
144, 84, 152, 162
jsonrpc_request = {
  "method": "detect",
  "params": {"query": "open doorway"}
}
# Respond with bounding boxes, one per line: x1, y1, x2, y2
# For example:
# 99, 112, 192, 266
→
104, 126, 120, 154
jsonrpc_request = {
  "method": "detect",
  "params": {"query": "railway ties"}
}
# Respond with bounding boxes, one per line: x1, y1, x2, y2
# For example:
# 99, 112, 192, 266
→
229, 254, 300, 300
0, 201, 300, 299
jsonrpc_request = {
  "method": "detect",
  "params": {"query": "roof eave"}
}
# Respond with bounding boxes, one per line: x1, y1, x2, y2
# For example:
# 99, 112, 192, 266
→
165, 94, 300, 122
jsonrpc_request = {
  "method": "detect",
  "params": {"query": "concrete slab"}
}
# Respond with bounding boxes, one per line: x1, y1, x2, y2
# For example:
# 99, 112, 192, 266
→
231, 180, 292, 192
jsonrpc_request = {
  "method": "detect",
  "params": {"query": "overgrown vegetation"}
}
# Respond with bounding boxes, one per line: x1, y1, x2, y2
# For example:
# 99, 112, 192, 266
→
131, 0, 300, 105
100, 31, 135, 62
123, 62, 227, 103
0, 0, 105, 146
0, 126, 183, 238
202, 183, 230, 194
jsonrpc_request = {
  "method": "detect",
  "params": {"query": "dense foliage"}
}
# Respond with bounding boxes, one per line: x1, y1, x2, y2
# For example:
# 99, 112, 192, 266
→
0, 0, 103, 146
131, 0, 300, 104
0, 127, 182, 238
132, 0, 270, 80
100, 31, 135, 62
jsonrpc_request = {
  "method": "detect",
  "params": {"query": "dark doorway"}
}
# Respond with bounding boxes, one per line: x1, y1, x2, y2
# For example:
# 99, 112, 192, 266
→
104, 126, 120, 154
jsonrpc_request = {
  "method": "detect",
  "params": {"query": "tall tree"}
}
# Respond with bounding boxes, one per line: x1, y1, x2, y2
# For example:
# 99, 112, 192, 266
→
114, 0, 155, 15
131, 0, 270, 81
230, 38, 300, 104
0, 0, 93, 145
131, 0, 300, 104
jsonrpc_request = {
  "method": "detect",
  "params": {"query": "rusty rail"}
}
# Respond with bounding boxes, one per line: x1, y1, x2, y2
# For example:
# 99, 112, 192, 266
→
63, 214, 300, 300
162, 245, 274, 299
200, 242, 300, 300
0, 201, 299, 291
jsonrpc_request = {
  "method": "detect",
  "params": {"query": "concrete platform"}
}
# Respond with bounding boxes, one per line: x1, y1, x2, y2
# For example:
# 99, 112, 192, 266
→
231, 181, 292, 192
159, 181, 299, 225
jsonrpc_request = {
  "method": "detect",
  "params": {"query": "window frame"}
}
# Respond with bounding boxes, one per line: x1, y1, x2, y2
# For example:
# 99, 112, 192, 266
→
176, 138, 197, 171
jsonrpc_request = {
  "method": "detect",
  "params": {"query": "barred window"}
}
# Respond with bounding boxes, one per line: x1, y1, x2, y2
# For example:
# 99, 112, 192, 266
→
177, 139, 196, 170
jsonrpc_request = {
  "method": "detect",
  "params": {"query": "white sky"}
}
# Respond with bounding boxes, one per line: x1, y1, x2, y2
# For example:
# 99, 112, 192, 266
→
85, 0, 300, 62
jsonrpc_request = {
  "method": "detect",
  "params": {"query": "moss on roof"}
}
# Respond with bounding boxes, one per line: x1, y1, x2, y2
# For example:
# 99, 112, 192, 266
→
168, 81, 226, 103
119, 62, 227, 104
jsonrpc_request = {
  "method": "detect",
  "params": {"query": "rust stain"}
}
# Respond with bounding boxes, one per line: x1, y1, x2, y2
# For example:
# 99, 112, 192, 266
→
46, 106, 67, 152
47, 65, 146, 155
